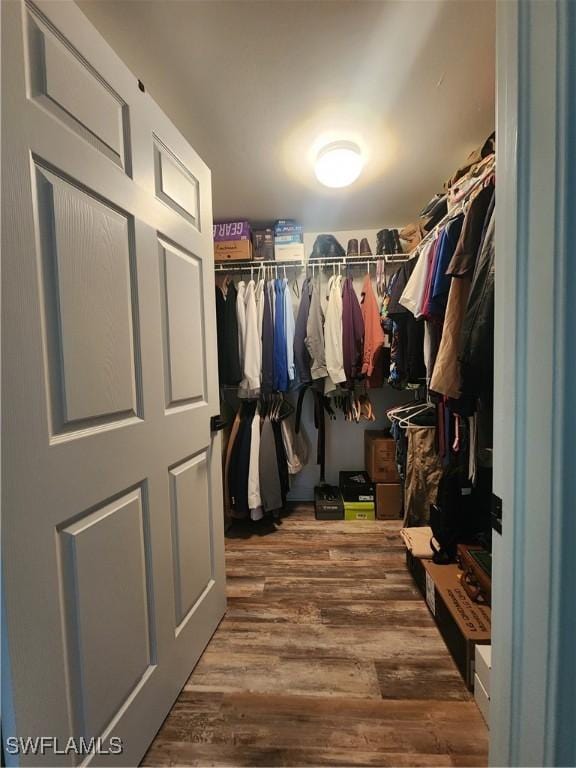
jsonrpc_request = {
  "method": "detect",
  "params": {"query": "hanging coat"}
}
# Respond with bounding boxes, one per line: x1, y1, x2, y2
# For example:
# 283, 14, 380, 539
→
342, 276, 364, 382
293, 276, 313, 384
324, 275, 346, 388
360, 274, 386, 383
305, 277, 327, 380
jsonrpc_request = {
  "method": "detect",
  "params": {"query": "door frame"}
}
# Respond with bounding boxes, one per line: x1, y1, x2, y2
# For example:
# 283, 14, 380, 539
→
491, 1, 576, 765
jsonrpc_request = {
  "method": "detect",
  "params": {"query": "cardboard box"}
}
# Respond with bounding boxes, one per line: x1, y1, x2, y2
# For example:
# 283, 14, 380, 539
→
406, 549, 427, 594
475, 644, 491, 695
344, 502, 375, 521
214, 239, 252, 262
213, 220, 250, 242
274, 233, 303, 244
474, 673, 490, 726
275, 242, 305, 262
364, 430, 400, 483
376, 483, 403, 519
422, 561, 491, 689
274, 219, 302, 236
253, 229, 274, 261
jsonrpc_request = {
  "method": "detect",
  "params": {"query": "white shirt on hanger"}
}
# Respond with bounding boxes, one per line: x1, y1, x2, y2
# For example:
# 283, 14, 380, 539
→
248, 410, 263, 521
242, 279, 261, 393
399, 237, 435, 318
236, 280, 247, 366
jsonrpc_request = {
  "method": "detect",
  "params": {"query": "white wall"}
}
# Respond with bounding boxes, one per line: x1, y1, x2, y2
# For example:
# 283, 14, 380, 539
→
287, 229, 412, 501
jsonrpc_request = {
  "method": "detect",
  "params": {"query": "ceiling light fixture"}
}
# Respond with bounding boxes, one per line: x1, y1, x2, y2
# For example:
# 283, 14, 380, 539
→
314, 140, 364, 188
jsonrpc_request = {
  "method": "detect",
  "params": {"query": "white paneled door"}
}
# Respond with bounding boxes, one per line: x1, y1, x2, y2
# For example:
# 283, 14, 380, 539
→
1, 1, 226, 765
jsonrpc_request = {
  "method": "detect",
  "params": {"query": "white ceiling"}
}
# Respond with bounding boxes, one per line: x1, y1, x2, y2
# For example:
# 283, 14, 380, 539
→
77, 0, 495, 231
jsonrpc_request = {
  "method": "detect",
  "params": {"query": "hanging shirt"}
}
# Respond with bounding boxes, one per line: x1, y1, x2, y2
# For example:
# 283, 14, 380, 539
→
428, 214, 464, 316
248, 410, 263, 521
305, 277, 327, 380
215, 285, 227, 385
273, 279, 288, 392
419, 238, 442, 320
259, 417, 283, 512
342, 277, 364, 382
447, 183, 494, 277
387, 260, 426, 386
293, 276, 313, 384
228, 403, 255, 519
241, 279, 260, 394
399, 248, 427, 317
236, 280, 247, 370
261, 280, 274, 393
280, 416, 308, 474
256, 278, 265, 360
283, 278, 296, 383
324, 274, 346, 388
421, 229, 449, 319
273, 419, 289, 505
222, 281, 242, 385
360, 274, 385, 380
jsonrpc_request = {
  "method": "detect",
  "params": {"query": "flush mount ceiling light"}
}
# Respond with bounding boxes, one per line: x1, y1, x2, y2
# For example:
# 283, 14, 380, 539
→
314, 140, 364, 188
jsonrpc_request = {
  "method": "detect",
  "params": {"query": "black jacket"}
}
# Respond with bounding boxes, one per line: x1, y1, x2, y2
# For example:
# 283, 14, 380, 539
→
459, 201, 495, 405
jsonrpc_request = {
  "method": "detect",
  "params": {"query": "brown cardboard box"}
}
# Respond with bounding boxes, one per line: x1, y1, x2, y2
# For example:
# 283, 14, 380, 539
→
422, 561, 491, 689
375, 483, 403, 519
364, 430, 399, 483
214, 239, 252, 262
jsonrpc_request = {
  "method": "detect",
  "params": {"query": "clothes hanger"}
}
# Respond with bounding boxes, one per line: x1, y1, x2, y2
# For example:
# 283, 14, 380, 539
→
386, 400, 428, 421
278, 395, 295, 421
292, 273, 300, 298
396, 404, 433, 428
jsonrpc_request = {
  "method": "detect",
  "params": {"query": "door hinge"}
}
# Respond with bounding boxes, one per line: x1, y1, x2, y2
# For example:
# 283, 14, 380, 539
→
210, 414, 227, 433
491, 493, 503, 535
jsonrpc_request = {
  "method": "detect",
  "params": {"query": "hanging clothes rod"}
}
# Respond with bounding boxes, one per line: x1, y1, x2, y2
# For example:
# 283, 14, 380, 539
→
214, 260, 302, 273
214, 254, 409, 273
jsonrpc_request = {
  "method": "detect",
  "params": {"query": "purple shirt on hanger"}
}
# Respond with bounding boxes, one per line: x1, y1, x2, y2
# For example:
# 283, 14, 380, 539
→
342, 277, 365, 382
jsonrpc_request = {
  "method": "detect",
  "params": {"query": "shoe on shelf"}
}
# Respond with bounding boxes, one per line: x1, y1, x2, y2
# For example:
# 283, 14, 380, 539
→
346, 238, 359, 257
385, 229, 396, 255
376, 228, 389, 256
392, 229, 403, 254
359, 237, 372, 257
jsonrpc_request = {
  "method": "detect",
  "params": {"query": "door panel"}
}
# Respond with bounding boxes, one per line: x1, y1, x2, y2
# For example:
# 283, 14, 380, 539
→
34, 163, 140, 431
158, 237, 206, 409
169, 453, 213, 630
2, 1, 225, 765
59, 487, 154, 740
153, 135, 200, 227
25, 2, 130, 171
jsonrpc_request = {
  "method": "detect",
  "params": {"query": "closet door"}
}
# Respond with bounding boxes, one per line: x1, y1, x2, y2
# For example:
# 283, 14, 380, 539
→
1, 1, 225, 765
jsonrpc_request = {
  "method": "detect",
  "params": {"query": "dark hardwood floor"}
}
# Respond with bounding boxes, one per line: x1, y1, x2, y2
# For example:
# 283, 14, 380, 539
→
142, 505, 488, 767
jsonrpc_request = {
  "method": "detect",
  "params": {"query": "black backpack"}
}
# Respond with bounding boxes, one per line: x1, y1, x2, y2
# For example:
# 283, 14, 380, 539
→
430, 466, 492, 563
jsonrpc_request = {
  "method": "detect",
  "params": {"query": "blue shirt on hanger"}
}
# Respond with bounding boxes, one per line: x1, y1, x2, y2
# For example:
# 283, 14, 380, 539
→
273, 279, 288, 392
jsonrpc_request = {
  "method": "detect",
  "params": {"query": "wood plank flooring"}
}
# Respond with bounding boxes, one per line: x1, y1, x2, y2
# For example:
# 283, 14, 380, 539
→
142, 505, 488, 767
